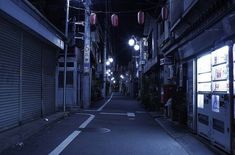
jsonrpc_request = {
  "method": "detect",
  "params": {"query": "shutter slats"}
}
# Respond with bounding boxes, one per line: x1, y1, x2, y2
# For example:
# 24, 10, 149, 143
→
0, 16, 57, 131
0, 18, 20, 132
21, 33, 42, 122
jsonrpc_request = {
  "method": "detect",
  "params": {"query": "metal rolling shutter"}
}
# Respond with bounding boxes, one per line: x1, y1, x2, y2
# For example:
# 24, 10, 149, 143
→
22, 33, 42, 122
0, 18, 20, 131
42, 47, 56, 115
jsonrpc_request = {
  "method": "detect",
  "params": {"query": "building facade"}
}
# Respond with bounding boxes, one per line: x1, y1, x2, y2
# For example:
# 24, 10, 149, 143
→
0, 0, 64, 132
140, 0, 235, 153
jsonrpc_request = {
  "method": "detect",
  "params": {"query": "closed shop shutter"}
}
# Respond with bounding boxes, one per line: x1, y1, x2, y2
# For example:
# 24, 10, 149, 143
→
0, 18, 21, 131
42, 47, 56, 115
22, 33, 42, 122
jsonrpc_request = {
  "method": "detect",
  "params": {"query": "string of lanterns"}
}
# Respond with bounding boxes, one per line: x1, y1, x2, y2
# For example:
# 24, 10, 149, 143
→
89, 6, 168, 27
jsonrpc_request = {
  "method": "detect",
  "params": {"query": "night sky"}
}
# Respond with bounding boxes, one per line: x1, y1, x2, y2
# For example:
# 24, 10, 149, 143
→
29, 0, 159, 66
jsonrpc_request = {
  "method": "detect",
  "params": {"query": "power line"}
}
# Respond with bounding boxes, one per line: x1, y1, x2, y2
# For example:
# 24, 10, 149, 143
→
69, 5, 157, 14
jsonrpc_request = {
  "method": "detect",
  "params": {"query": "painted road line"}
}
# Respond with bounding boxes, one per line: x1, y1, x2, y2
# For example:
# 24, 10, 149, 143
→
99, 112, 127, 116
97, 93, 113, 111
49, 113, 95, 155
79, 114, 95, 128
127, 112, 135, 117
48, 131, 81, 155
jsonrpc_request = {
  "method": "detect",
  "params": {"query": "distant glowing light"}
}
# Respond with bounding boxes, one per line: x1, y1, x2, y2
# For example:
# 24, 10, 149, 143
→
106, 61, 110, 66
109, 57, 114, 63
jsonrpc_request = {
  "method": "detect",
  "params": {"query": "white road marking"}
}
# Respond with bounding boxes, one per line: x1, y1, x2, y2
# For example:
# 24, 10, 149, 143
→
99, 112, 136, 118
48, 131, 81, 155
127, 112, 135, 117
48, 113, 95, 155
99, 112, 127, 116
97, 93, 113, 111
79, 114, 95, 128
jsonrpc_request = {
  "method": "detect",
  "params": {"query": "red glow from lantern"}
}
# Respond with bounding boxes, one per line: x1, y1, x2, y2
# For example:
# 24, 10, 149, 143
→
90, 13, 97, 25
111, 14, 119, 27
137, 11, 144, 25
161, 6, 169, 20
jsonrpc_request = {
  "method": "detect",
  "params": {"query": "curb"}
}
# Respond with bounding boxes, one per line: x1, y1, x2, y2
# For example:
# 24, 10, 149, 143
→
149, 112, 227, 155
0, 112, 68, 154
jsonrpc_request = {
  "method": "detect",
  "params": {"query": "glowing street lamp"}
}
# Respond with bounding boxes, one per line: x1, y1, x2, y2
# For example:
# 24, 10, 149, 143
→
134, 44, 140, 51
106, 61, 110, 66
128, 38, 135, 46
108, 57, 114, 63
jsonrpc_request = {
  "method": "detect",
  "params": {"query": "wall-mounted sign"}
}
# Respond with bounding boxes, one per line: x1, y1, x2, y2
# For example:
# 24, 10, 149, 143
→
84, 45, 90, 73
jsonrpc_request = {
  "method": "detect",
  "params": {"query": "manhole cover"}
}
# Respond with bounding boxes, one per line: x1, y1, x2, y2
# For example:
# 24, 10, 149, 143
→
78, 127, 111, 133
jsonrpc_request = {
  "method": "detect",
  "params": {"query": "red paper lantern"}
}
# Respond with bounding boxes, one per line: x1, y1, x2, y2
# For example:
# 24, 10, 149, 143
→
90, 13, 97, 25
161, 6, 169, 20
137, 11, 144, 25
111, 14, 118, 27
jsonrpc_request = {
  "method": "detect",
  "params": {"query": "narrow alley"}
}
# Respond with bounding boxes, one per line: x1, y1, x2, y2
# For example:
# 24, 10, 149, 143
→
2, 93, 218, 155
1, 0, 235, 154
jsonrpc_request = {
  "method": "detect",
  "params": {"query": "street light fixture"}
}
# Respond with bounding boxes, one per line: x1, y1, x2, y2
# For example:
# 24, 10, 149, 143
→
134, 44, 140, 51
108, 57, 114, 63
128, 38, 135, 46
106, 61, 110, 66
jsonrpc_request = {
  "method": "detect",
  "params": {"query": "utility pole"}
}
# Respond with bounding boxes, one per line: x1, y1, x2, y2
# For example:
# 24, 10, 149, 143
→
63, 0, 70, 113
82, 0, 91, 108
102, 0, 107, 98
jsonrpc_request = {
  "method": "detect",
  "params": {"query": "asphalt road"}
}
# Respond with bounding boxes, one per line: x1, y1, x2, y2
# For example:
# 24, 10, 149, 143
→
2, 93, 191, 155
